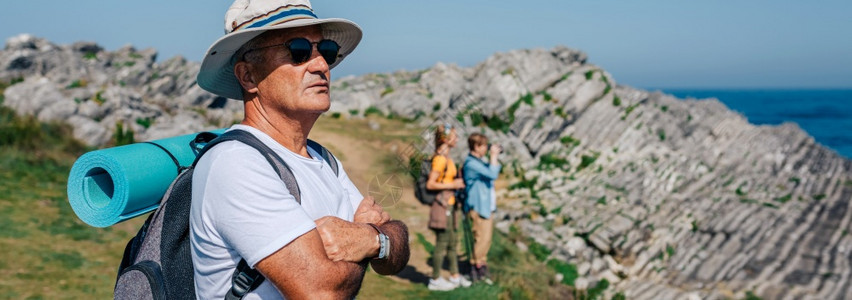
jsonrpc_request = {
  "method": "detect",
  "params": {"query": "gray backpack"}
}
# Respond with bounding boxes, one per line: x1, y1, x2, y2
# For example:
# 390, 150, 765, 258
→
114, 129, 338, 300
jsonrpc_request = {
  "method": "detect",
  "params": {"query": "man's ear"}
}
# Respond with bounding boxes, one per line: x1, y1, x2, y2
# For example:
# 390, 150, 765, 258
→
234, 61, 259, 94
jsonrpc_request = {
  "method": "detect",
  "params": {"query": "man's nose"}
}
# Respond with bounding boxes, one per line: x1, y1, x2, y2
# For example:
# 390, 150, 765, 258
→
305, 45, 330, 73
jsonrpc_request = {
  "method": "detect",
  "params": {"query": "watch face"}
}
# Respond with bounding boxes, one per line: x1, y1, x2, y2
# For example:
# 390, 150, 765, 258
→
378, 233, 389, 259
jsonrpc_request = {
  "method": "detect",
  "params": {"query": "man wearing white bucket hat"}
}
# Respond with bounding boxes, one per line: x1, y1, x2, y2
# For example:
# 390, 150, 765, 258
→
190, 0, 410, 299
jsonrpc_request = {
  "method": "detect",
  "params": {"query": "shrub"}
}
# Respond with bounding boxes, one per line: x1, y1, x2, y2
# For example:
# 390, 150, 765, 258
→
470, 111, 484, 126
93, 90, 106, 105
330, 112, 342, 119
380, 86, 394, 97
577, 153, 599, 172
580, 278, 610, 300
520, 93, 534, 106
623, 103, 639, 118
348, 109, 359, 116
560, 136, 580, 148
485, 115, 512, 134
613, 95, 621, 106
774, 193, 792, 204
65, 79, 87, 89
364, 106, 383, 117
539, 152, 570, 171
135, 117, 152, 129
584, 70, 595, 80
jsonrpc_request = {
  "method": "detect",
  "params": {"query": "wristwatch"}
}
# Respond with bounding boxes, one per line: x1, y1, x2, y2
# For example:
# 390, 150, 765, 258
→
368, 223, 389, 260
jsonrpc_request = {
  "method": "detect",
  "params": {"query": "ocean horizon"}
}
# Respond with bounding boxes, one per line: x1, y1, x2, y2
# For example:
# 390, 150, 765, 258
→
654, 88, 852, 159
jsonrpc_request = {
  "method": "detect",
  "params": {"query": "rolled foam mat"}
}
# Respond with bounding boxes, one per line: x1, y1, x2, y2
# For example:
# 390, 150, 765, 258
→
67, 129, 225, 227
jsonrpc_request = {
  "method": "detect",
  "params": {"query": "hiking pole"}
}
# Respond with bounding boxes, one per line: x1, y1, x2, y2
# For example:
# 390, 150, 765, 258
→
461, 209, 477, 281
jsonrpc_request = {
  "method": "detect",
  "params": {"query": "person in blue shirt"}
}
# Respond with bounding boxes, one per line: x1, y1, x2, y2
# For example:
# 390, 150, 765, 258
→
462, 133, 502, 283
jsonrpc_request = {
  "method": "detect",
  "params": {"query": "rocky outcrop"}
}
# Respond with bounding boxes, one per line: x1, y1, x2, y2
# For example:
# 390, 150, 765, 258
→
3, 35, 850, 299
0, 34, 240, 146
329, 47, 852, 299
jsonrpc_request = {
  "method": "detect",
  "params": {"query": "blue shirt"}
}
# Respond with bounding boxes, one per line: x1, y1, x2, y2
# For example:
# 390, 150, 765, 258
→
462, 154, 501, 219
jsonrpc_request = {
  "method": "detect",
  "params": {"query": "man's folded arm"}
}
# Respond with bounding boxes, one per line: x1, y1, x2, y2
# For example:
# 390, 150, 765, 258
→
255, 229, 366, 299
369, 220, 410, 275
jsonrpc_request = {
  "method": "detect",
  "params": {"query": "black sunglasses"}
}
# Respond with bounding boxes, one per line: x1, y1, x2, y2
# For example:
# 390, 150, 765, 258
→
244, 38, 340, 65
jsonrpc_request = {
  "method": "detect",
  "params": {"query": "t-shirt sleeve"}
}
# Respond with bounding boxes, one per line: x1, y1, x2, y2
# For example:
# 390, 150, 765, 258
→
201, 146, 316, 267
431, 155, 447, 175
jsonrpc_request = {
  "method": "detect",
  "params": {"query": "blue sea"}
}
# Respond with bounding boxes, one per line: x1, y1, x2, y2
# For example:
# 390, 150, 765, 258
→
659, 89, 852, 159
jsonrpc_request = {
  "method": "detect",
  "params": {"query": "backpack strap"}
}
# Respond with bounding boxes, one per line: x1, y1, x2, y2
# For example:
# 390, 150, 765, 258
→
144, 142, 186, 175
194, 130, 302, 204
226, 259, 264, 300
307, 139, 339, 176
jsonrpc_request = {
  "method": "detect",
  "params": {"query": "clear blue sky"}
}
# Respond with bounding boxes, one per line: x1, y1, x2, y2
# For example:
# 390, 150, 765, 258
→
3, 0, 851, 89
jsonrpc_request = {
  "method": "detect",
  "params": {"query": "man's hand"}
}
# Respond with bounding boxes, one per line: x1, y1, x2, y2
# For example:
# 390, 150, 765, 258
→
354, 196, 390, 225
315, 216, 379, 262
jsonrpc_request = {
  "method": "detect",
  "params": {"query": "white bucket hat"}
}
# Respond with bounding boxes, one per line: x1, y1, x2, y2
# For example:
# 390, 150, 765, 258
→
197, 0, 362, 100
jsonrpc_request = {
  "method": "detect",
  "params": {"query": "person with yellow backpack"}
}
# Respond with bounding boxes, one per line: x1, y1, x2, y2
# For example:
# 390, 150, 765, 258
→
425, 124, 472, 291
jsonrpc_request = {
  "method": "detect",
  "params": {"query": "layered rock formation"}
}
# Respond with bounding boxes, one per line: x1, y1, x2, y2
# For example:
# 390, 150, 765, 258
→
329, 47, 852, 299
3, 34, 850, 299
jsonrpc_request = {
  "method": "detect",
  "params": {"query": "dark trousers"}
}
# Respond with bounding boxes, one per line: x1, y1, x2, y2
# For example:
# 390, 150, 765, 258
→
431, 208, 458, 278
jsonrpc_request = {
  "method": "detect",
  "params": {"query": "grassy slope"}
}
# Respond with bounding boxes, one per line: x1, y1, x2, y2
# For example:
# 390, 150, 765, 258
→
0, 94, 572, 299
0, 100, 146, 299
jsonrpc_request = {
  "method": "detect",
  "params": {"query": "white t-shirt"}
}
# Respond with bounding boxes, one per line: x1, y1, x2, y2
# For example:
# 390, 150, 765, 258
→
190, 125, 363, 299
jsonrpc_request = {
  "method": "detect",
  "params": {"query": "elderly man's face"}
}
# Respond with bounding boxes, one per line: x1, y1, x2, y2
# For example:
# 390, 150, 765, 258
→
252, 26, 332, 115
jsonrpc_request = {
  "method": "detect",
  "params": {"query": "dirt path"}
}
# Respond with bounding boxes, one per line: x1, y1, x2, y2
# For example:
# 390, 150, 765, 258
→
309, 118, 437, 287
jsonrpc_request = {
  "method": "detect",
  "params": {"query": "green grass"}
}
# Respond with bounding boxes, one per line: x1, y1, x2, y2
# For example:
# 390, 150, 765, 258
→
416, 232, 434, 253
0, 104, 143, 299
113, 122, 135, 146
